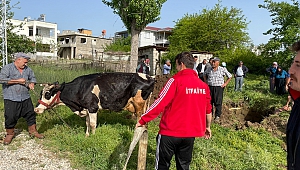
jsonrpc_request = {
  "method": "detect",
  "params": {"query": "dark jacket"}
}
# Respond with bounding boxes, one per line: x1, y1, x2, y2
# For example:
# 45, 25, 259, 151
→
287, 88, 300, 170
196, 63, 206, 78
233, 65, 249, 77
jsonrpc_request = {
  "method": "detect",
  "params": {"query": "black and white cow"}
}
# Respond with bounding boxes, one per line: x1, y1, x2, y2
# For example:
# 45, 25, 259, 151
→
35, 72, 155, 136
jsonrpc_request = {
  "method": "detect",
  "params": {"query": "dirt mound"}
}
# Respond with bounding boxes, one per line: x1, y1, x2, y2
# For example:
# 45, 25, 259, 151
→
150, 74, 172, 104
151, 75, 288, 138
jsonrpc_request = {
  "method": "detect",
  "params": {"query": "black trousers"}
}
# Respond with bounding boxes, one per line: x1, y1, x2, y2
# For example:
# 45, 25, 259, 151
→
155, 134, 195, 170
275, 78, 286, 95
209, 86, 224, 117
4, 98, 36, 129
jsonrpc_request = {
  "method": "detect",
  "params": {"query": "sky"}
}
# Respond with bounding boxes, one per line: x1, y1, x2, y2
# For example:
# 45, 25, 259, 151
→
9, 0, 284, 45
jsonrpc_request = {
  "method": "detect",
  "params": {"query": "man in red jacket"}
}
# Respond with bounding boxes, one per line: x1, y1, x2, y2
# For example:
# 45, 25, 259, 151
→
136, 52, 212, 170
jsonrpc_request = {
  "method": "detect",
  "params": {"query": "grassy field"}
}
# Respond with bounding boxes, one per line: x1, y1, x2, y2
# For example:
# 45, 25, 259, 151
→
0, 64, 288, 170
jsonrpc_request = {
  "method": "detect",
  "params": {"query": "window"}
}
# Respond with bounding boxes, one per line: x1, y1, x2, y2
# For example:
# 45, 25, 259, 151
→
65, 37, 70, 44
36, 28, 41, 36
81, 38, 87, 44
29, 27, 33, 36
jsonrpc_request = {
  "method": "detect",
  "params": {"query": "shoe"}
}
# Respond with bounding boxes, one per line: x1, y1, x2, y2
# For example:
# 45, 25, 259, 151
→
214, 116, 220, 121
4, 128, 15, 145
28, 124, 45, 139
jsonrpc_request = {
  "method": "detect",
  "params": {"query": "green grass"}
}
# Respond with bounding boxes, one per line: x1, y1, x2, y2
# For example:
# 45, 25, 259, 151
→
0, 64, 288, 170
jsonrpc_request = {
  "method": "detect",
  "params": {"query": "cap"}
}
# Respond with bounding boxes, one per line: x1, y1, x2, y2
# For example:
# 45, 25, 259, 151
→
273, 62, 278, 65
212, 57, 220, 61
14, 52, 30, 60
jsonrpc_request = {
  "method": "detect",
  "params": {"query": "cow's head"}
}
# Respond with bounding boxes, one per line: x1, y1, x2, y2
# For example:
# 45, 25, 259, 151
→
34, 82, 65, 114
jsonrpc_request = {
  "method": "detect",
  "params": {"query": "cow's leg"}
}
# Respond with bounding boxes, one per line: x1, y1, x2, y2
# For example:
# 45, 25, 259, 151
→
85, 115, 90, 137
89, 113, 97, 135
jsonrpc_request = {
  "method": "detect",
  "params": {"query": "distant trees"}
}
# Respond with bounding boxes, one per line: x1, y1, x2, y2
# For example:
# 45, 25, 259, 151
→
1, 0, 35, 61
168, 3, 250, 58
104, 36, 131, 52
259, 0, 300, 67
102, 0, 167, 73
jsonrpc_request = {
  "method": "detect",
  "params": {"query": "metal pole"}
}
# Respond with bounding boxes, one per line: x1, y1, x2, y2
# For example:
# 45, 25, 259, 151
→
1, 0, 8, 67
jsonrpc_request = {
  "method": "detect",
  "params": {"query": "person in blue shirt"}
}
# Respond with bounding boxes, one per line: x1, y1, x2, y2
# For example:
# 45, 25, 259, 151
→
0, 53, 44, 145
274, 66, 290, 95
266, 62, 278, 93
163, 59, 171, 75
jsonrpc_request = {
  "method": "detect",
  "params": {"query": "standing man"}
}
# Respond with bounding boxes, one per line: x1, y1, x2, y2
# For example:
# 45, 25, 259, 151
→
233, 61, 249, 91
163, 59, 171, 75
196, 59, 207, 81
136, 52, 212, 170
193, 55, 198, 73
266, 62, 278, 93
204, 57, 232, 120
0, 53, 44, 145
286, 40, 300, 169
136, 58, 149, 74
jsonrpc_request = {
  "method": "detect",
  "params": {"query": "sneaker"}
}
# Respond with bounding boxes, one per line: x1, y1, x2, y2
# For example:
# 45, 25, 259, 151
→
214, 116, 220, 121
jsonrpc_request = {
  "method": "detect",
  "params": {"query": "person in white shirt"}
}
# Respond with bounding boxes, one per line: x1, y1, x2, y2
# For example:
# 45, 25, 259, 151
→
196, 59, 207, 81
233, 61, 249, 91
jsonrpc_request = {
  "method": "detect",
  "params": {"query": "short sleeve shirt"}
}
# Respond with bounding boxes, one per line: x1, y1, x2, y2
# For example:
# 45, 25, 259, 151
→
204, 66, 232, 86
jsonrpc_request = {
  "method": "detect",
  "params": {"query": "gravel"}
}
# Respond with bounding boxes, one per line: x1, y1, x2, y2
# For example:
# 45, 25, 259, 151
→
0, 131, 76, 170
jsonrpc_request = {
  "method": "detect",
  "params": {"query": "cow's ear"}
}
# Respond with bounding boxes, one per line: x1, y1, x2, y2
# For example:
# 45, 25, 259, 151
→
58, 82, 66, 91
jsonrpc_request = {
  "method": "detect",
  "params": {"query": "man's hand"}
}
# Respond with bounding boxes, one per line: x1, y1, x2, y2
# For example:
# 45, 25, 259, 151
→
28, 83, 35, 90
135, 122, 144, 128
204, 127, 211, 139
221, 83, 227, 88
17, 78, 26, 84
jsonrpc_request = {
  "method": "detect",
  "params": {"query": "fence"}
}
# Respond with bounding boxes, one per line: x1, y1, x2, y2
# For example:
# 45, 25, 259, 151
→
31, 59, 130, 72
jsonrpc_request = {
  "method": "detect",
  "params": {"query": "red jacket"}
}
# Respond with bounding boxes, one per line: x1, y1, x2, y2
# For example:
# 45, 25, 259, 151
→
139, 69, 212, 137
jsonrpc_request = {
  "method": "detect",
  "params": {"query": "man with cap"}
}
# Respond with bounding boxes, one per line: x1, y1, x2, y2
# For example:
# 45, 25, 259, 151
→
233, 61, 249, 91
204, 57, 232, 120
0, 52, 44, 145
266, 62, 278, 93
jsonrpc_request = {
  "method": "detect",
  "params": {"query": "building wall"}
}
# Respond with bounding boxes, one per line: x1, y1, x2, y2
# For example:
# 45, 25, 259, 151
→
138, 47, 168, 75
139, 31, 156, 47
58, 33, 112, 59
10, 18, 58, 59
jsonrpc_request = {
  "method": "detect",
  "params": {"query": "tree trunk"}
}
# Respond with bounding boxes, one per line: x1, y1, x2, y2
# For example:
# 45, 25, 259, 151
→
129, 24, 140, 73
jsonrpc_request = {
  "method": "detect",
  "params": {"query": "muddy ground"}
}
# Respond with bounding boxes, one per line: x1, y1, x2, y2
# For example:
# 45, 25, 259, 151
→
151, 75, 288, 139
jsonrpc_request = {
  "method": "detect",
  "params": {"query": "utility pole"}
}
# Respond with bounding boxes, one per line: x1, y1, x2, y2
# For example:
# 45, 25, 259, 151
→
0, 0, 8, 68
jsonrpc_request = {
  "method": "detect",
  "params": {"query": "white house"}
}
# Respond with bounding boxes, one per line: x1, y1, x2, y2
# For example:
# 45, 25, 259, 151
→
10, 14, 58, 60
115, 26, 172, 47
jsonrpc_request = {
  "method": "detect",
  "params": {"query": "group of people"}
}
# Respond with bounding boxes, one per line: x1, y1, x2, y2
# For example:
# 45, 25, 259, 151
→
266, 61, 290, 95
136, 58, 151, 75
2, 40, 300, 169
136, 43, 300, 169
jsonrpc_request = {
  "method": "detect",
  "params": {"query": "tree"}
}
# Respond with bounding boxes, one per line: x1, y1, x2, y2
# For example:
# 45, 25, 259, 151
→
104, 36, 131, 52
167, 2, 249, 58
102, 0, 167, 73
258, 0, 300, 66
1, 0, 35, 62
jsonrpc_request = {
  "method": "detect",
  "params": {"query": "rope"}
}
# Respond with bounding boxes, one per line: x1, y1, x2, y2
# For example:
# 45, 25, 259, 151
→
31, 89, 73, 130
123, 94, 152, 170
123, 126, 147, 170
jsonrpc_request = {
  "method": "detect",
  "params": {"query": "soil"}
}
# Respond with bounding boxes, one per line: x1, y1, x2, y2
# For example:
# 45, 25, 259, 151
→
151, 75, 288, 139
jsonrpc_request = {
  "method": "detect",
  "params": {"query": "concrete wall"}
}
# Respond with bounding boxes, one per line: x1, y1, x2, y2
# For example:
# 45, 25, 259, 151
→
58, 34, 112, 60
